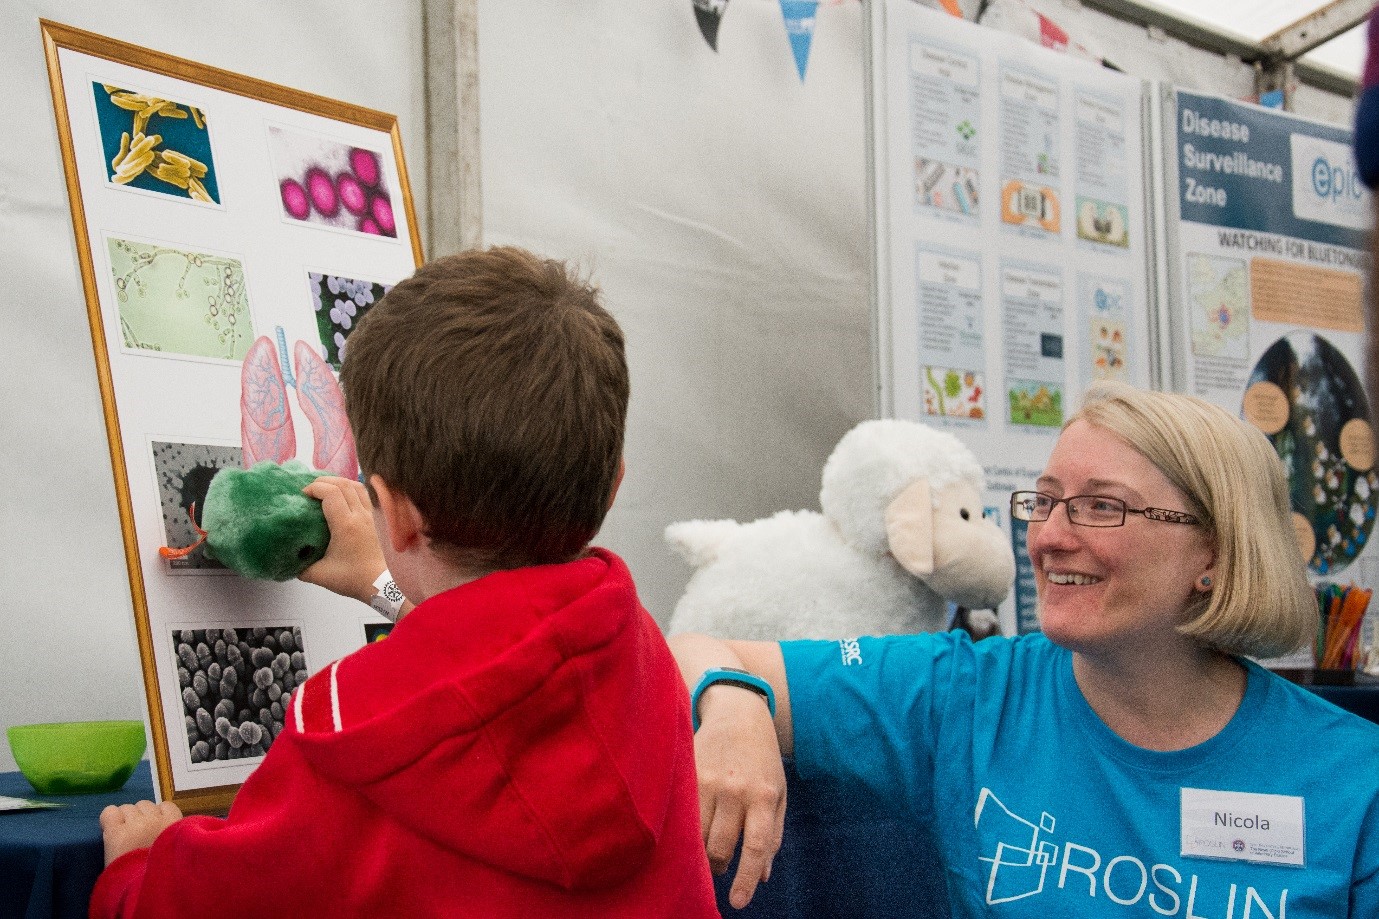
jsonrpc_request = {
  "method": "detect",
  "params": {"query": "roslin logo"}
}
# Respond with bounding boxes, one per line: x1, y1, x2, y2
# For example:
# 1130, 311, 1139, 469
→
974, 788, 1058, 904
1290, 132, 1368, 231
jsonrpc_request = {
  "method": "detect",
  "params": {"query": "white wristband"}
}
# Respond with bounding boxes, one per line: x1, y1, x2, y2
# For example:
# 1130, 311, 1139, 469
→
369, 570, 406, 622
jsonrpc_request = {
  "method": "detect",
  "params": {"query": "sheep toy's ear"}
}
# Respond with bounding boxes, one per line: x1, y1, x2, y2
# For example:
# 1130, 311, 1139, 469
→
665, 519, 742, 569
884, 478, 935, 577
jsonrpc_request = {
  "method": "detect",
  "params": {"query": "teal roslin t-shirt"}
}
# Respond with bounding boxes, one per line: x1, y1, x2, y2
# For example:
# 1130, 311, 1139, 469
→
783, 632, 1379, 917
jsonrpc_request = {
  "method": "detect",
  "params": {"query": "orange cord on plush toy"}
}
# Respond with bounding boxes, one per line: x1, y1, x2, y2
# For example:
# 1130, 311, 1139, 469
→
159, 504, 207, 560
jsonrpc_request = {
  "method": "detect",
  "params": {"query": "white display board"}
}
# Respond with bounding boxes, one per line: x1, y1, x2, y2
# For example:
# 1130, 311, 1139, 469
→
44, 21, 422, 810
1161, 88, 1376, 665
867, 0, 1155, 634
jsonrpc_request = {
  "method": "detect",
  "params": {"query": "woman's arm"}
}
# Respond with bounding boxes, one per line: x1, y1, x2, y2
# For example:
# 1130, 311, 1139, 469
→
669, 633, 793, 910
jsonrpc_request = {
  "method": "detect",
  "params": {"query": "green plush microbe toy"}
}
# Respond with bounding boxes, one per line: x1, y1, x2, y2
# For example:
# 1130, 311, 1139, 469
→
160, 460, 332, 581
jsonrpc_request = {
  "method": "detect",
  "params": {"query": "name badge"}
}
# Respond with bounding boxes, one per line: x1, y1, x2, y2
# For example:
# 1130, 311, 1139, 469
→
1180, 788, 1304, 867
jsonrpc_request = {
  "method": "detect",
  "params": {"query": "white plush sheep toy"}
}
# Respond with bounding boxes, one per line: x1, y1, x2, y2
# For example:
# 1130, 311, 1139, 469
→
665, 419, 1016, 640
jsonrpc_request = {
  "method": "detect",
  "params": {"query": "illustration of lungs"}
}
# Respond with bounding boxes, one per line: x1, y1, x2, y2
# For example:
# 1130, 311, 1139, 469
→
241, 336, 296, 466
294, 340, 359, 479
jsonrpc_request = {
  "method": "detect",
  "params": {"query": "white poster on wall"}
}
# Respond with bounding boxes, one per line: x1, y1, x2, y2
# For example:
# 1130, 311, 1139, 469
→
1162, 88, 1375, 668
44, 22, 422, 809
868, 0, 1154, 634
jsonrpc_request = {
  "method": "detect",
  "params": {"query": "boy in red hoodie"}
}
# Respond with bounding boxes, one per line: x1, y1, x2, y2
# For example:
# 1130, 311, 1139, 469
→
92, 247, 720, 918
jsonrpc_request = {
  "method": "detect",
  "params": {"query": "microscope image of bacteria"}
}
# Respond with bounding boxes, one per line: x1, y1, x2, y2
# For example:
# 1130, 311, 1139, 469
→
270, 126, 397, 238
173, 626, 310, 764
93, 82, 219, 204
152, 441, 245, 571
308, 272, 392, 370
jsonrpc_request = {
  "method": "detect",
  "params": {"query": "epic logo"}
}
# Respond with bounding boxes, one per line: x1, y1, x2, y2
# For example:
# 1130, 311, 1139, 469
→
1291, 133, 1368, 231
1094, 288, 1122, 312
1311, 155, 1363, 202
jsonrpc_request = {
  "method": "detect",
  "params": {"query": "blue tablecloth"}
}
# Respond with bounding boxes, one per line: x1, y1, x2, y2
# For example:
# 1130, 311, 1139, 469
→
0, 761, 153, 919
713, 761, 951, 919
1312, 682, 1379, 723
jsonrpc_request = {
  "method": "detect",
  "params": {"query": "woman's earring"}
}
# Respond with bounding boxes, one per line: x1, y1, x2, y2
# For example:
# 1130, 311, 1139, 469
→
1199, 575, 1213, 589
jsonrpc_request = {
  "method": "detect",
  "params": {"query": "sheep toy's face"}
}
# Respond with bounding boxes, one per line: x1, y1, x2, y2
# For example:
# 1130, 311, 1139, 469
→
884, 477, 1016, 610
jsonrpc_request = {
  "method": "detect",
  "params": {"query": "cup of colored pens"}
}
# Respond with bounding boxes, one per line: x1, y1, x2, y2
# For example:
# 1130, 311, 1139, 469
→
1314, 582, 1373, 676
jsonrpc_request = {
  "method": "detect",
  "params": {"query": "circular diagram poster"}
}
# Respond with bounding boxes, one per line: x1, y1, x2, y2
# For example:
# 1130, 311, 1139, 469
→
1245, 332, 1376, 576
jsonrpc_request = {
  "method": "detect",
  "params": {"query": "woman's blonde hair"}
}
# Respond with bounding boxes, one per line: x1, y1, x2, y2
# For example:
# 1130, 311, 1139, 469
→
1069, 381, 1314, 658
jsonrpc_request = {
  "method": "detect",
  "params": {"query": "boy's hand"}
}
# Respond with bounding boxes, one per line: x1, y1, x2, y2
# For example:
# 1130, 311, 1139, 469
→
100, 800, 182, 866
299, 476, 387, 604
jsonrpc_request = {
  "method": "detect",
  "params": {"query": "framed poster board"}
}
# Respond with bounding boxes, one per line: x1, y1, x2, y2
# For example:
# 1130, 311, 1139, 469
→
41, 20, 423, 812
866, 0, 1156, 635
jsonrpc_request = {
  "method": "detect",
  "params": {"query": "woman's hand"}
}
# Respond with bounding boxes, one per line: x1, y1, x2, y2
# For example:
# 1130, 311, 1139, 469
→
669, 635, 793, 910
99, 800, 182, 865
695, 683, 788, 909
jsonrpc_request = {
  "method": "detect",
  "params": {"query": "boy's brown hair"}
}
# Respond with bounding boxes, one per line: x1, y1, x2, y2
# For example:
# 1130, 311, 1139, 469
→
341, 246, 628, 571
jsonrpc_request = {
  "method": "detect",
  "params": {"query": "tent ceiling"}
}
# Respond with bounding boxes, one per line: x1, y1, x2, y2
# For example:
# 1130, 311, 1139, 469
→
1141, 0, 1367, 77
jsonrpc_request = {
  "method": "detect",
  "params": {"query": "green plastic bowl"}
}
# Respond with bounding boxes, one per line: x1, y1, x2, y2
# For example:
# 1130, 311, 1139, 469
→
7, 720, 147, 795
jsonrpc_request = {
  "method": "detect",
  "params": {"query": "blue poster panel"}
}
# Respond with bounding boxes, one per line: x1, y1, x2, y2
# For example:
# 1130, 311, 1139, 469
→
1169, 91, 1377, 666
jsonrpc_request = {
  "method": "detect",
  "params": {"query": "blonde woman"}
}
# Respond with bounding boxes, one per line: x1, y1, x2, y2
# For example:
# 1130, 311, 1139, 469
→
674, 382, 1379, 916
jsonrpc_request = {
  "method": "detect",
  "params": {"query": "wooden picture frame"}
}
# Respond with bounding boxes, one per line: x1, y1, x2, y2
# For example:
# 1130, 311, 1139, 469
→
42, 20, 423, 813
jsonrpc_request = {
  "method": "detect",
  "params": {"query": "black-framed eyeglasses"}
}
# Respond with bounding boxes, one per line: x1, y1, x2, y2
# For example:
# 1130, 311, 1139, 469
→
1009, 491, 1200, 528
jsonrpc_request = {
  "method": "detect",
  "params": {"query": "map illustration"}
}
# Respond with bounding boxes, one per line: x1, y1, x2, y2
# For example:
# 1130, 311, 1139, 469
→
1187, 253, 1249, 360
109, 237, 255, 361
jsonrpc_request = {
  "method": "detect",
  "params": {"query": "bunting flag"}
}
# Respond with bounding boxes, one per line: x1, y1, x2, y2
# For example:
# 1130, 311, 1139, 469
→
993, 0, 1105, 65
780, 0, 820, 81
693, 0, 730, 51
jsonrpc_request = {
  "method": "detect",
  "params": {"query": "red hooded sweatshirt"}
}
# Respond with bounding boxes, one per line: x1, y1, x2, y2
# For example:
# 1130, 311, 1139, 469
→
91, 549, 719, 918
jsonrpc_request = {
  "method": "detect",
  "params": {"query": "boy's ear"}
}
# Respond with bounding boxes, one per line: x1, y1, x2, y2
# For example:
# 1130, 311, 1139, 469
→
369, 474, 426, 554
608, 458, 626, 512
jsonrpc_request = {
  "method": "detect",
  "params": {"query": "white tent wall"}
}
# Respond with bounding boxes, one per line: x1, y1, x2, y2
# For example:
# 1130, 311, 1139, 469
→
0, 0, 426, 773
0, 0, 1360, 774
475, 0, 874, 633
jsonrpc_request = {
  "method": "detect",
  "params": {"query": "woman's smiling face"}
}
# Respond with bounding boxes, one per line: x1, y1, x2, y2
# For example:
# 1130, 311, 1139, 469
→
1029, 420, 1215, 654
